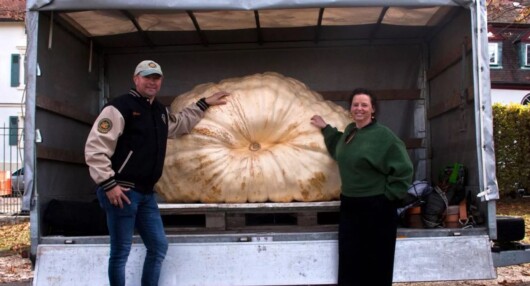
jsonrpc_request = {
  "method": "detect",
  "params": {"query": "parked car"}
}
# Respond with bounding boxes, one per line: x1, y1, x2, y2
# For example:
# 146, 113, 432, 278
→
11, 168, 24, 195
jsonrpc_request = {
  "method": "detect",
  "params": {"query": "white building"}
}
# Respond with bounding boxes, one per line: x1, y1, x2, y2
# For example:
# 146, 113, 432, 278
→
490, 88, 530, 105
0, 0, 26, 173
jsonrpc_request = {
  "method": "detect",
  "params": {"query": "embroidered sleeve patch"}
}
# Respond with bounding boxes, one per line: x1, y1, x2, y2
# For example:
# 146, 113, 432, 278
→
97, 118, 113, 133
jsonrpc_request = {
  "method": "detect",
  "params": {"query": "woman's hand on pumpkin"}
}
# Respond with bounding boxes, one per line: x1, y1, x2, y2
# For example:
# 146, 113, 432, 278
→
310, 115, 327, 129
205, 91, 230, 106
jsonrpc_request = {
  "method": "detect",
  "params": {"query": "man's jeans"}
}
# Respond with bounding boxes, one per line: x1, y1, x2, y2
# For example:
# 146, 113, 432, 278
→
97, 188, 168, 286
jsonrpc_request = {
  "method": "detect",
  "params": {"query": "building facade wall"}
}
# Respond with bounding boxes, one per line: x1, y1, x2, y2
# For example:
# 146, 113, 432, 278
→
0, 21, 26, 170
491, 88, 530, 105
489, 24, 530, 105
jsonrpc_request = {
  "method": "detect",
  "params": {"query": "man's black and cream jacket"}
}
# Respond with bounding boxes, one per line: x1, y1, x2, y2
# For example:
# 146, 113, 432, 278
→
85, 89, 209, 193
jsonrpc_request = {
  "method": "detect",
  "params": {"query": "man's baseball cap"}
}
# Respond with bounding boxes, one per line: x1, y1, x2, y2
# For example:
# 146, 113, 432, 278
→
134, 60, 163, 77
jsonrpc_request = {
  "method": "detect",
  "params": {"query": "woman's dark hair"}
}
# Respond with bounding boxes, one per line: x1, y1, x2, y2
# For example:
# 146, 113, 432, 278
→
350, 88, 377, 118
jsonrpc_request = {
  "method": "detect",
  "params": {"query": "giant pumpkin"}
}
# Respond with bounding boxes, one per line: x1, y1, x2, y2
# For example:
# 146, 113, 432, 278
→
155, 72, 351, 203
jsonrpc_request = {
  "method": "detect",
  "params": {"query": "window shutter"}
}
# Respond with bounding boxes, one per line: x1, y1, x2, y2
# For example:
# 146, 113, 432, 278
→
11, 54, 20, 87
9, 116, 19, 146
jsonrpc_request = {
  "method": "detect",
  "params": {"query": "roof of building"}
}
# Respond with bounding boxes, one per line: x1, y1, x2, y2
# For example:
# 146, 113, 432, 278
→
488, 25, 530, 85
0, 0, 25, 21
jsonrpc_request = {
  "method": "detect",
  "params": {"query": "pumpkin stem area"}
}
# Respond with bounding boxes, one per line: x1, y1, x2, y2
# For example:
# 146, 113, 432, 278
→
249, 142, 261, 151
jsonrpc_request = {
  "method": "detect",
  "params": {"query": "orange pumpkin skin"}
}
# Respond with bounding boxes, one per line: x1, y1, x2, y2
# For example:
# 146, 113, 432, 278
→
156, 72, 351, 203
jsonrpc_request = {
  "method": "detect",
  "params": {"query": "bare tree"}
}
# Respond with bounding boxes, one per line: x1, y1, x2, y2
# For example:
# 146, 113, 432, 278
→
487, 0, 530, 23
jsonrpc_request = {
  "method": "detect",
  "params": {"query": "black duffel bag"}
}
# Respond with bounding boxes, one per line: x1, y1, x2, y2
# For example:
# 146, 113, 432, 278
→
421, 186, 448, 228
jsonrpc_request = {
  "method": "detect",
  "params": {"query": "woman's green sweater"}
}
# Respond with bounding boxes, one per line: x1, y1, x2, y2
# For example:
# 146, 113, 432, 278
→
322, 122, 413, 201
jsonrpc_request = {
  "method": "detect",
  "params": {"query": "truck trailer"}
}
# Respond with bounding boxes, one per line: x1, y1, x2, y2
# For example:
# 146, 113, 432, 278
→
22, 0, 529, 285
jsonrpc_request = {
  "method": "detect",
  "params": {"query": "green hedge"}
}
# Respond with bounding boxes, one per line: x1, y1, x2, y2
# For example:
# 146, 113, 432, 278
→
492, 103, 530, 196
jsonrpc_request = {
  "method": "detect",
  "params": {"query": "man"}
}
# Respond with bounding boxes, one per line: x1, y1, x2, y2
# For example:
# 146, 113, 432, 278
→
85, 60, 229, 286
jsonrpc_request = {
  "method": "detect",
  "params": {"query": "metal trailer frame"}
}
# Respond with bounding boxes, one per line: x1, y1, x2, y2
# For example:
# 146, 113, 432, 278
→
22, 0, 526, 285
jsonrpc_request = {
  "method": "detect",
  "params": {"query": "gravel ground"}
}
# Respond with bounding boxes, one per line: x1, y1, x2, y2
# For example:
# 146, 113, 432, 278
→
399, 264, 530, 286
0, 252, 32, 285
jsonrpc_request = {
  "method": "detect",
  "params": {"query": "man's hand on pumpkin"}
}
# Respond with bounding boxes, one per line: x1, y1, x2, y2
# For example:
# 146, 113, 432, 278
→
205, 91, 230, 106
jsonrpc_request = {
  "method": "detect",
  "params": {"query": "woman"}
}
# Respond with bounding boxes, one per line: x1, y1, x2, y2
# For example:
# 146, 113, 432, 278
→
310, 88, 413, 286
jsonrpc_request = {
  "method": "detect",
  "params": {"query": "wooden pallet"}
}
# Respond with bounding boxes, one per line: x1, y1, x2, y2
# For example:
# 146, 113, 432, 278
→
158, 201, 340, 233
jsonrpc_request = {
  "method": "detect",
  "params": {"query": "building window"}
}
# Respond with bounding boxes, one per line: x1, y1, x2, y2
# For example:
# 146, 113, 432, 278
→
522, 93, 530, 105
489, 42, 502, 68
521, 43, 530, 68
11, 54, 20, 87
